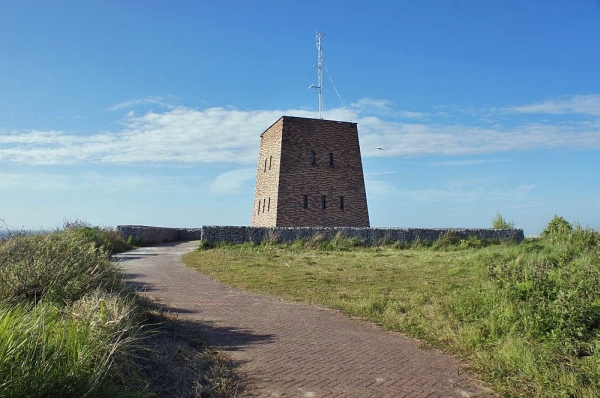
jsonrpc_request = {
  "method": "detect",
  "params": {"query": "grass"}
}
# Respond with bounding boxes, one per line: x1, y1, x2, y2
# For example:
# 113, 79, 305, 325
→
0, 224, 239, 397
183, 217, 600, 397
131, 303, 240, 397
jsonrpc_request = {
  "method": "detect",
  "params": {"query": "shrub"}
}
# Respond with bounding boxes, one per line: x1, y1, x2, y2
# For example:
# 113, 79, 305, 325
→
488, 217, 600, 347
63, 220, 131, 254
197, 240, 215, 251
0, 231, 120, 306
541, 215, 573, 239
459, 236, 485, 249
488, 254, 600, 343
492, 212, 515, 229
98, 228, 130, 254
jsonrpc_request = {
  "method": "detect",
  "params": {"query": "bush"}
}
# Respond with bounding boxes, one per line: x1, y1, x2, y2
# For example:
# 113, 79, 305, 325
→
488, 254, 600, 343
488, 217, 600, 346
197, 240, 215, 251
541, 215, 573, 240
0, 231, 120, 306
64, 221, 131, 255
492, 212, 515, 229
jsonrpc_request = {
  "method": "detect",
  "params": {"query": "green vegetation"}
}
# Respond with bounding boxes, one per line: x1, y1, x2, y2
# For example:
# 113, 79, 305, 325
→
184, 216, 600, 397
0, 227, 140, 397
0, 224, 238, 397
492, 212, 515, 229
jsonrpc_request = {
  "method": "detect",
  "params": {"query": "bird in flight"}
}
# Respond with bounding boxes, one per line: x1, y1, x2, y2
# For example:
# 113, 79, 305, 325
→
376, 147, 385, 151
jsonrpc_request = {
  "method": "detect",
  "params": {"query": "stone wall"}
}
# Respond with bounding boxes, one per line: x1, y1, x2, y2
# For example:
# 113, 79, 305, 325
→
201, 226, 524, 245
117, 225, 201, 244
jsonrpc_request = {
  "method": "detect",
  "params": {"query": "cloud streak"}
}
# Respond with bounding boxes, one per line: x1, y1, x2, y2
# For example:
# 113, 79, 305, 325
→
507, 95, 600, 116
359, 119, 600, 157
108, 96, 178, 111
1, 97, 600, 166
209, 168, 256, 195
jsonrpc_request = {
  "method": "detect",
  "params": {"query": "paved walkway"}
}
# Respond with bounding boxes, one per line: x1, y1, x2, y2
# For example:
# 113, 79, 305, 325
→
116, 241, 493, 397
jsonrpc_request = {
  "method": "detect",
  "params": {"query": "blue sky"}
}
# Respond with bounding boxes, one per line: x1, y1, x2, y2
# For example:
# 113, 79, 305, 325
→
1, 1, 599, 235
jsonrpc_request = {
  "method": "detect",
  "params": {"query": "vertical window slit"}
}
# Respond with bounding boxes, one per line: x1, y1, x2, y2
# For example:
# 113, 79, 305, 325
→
303, 194, 308, 209
322, 195, 326, 210
329, 152, 334, 166
311, 151, 316, 165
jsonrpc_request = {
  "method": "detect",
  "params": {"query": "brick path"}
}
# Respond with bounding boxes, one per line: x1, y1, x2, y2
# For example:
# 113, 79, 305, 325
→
116, 241, 494, 397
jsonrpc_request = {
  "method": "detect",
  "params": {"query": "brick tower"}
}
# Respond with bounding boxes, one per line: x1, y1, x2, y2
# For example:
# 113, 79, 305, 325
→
251, 116, 370, 227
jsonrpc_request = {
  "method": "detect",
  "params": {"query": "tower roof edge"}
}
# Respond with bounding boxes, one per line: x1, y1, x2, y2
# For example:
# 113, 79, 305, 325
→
260, 116, 357, 137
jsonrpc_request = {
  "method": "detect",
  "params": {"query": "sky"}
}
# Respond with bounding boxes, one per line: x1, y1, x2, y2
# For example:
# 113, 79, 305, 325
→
1, 1, 599, 236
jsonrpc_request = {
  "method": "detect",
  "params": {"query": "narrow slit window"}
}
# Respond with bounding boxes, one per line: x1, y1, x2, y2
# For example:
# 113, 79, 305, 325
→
303, 194, 308, 209
267, 197, 271, 212
264, 158, 267, 172
329, 152, 334, 166
257, 201, 261, 214
322, 195, 326, 210
263, 198, 266, 212
311, 151, 316, 165
269, 156, 272, 170
339, 196, 344, 210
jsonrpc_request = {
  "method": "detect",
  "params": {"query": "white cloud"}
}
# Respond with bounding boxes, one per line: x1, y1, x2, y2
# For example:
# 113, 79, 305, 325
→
209, 168, 256, 195
0, 107, 290, 165
0, 170, 206, 195
358, 119, 600, 157
401, 181, 536, 204
0, 172, 70, 190
364, 178, 397, 197
426, 159, 509, 167
352, 98, 425, 119
508, 95, 600, 116
2, 96, 600, 166
108, 96, 177, 111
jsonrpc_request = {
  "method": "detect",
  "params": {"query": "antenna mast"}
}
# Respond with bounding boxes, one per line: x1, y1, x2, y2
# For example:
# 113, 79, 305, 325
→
309, 32, 324, 119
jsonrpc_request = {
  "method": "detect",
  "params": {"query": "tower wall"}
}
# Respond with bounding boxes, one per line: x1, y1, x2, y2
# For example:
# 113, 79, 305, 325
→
252, 116, 370, 227
251, 118, 283, 227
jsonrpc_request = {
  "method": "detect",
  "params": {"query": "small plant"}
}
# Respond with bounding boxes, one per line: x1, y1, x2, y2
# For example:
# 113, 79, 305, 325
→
432, 231, 461, 250
459, 236, 485, 249
492, 212, 515, 229
263, 229, 281, 244
304, 233, 325, 250
541, 215, 573, 240
197, 240, 215, 251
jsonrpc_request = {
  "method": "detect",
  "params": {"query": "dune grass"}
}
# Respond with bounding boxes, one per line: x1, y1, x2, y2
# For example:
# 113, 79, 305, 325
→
184, 217, 600, 397
0, 225, 239, 397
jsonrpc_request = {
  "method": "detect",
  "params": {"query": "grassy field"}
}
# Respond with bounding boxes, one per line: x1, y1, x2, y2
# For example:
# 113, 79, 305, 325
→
184, 217, 600, 397
0, 223, 237, 397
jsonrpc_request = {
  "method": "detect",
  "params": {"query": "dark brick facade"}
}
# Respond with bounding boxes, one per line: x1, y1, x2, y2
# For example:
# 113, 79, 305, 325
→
252, 116, 370, 227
